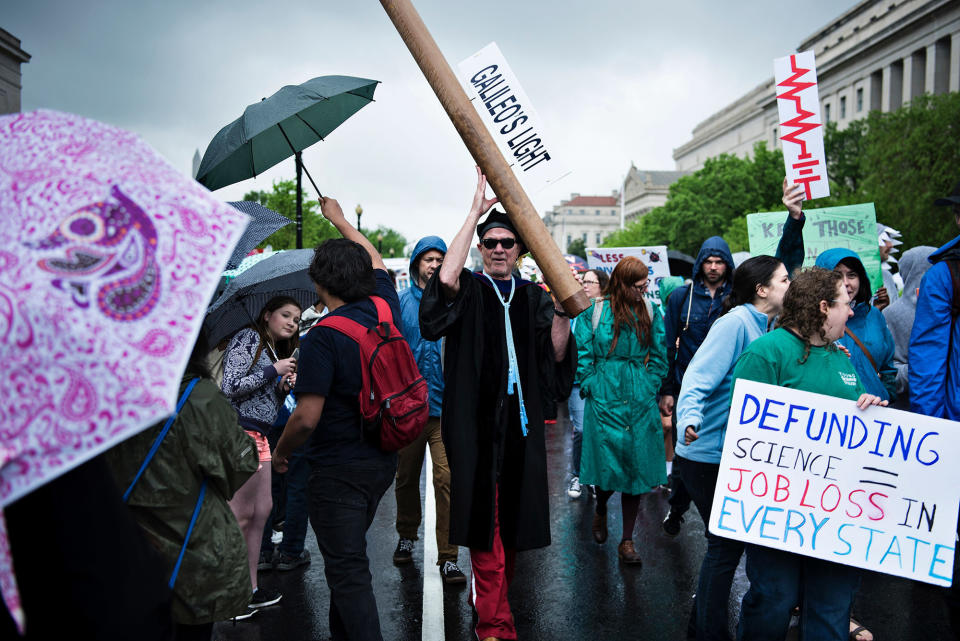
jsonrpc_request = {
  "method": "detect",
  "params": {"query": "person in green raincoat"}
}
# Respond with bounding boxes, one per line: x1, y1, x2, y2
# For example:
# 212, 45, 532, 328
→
574, 256, 668, 566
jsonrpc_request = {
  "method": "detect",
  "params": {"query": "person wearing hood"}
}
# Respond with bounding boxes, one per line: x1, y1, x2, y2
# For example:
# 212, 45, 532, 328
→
814, 248, 897, 402
393, 235, 467, 586
882, 245, 936, 408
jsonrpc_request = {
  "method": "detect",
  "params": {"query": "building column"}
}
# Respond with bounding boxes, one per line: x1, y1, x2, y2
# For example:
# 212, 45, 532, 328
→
951, 32, 960, 93
881, 65, 892, 112
902, 54, 915, 105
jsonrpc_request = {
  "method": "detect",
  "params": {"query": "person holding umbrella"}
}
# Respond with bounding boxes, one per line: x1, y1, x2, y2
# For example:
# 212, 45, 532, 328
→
221, 295, 302, 614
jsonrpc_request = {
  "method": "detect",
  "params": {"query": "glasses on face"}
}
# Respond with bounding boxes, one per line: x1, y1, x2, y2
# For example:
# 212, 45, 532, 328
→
831, 299, 855, 309
632, 281, 649, 292
481, 237, 517, 250
582, 279, 600, 286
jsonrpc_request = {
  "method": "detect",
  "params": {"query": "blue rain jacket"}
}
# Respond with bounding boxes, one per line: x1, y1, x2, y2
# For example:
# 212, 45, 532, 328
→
909, 234, 960, 420
815, 248, 897, 401
399, 236, 447, 417
675, 303, 771, 464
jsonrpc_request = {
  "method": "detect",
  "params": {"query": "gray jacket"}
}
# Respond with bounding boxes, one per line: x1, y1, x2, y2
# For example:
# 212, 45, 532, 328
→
882, 246, 936, 396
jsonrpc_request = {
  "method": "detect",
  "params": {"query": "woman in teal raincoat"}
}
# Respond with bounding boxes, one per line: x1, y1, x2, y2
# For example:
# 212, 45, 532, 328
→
574, 256, 668, 565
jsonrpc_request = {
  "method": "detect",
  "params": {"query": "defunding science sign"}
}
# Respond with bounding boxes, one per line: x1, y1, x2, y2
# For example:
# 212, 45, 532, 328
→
710, 379, 960, 586
586, 246, 671, 305
458, 42, 570, 195
775, 50, 829, 201
746, 203, 883, 293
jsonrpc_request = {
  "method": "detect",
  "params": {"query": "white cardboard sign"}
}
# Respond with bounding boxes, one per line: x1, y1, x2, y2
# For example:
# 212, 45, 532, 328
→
774, 50, 830, 201
458, 42, 570, 194
585, 246, 671, 306
710, 379, 959, 586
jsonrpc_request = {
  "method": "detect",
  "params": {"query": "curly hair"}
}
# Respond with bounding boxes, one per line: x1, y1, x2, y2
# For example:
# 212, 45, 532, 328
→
776, 267, 842, 364
309, 238, 376, 302
604, 257, 651, 354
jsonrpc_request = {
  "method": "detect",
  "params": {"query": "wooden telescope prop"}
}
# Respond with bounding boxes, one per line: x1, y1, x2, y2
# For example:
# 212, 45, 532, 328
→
380, 0, 590, 318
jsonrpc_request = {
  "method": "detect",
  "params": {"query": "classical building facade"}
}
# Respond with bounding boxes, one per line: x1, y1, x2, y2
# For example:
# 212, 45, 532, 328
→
673, 0, 960, 171
623, 166, 689, 223
0, 28, 30, 115
542, 193, 621, 251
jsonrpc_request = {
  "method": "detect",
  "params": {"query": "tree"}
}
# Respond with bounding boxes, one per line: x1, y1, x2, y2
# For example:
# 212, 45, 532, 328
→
242, 180, 338, 250
363, 226, 407, 258
566, 238, 587, 258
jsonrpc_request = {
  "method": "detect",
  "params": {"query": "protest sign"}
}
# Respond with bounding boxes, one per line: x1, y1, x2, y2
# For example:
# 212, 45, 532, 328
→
775, 51, 829, 200
586, 246, 671, 305
458, 42, 570, 195
747, 203, 883, 294
710, 379, 959, 586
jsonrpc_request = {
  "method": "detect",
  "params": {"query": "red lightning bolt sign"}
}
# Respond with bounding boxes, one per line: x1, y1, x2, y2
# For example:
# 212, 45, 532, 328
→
776, 53, 827, 200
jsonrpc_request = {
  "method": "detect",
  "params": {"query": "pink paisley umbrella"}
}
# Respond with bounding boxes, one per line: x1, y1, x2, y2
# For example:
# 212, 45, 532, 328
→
0, 110, 248, 630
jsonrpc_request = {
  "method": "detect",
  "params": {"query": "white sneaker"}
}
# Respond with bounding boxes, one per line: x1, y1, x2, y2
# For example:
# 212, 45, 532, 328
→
567, 476, 582, 499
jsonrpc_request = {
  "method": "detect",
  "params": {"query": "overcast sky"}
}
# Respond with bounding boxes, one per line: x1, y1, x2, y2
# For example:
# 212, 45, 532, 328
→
6, 0, 856, 247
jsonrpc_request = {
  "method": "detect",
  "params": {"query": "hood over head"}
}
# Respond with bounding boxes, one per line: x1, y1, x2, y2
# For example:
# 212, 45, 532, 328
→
897, 246, 936, 305
814, 247, 871, 305
692, 236, 734, 284
409, 235, 447, 283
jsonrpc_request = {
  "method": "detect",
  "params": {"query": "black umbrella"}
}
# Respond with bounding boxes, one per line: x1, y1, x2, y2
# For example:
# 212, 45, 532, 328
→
668, 250, 696, 280
225, 201, 293, 269
204, 249, 316, 347
197, 75, 379, 249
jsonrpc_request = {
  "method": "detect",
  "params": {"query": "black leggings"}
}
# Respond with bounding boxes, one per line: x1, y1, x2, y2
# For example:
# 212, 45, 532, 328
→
595, 489, 642, 542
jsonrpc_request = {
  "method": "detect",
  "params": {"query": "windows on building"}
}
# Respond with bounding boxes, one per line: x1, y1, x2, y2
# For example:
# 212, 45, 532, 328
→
856, 87, 863, 112
824, 103, 831, 122
596, 233, 602, 244
840, 96, 846, 119
566, 234, 572, 246
582, 233, 587, 242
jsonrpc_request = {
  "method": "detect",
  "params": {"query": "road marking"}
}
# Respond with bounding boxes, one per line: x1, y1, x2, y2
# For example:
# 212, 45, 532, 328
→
422, 447, 443, 640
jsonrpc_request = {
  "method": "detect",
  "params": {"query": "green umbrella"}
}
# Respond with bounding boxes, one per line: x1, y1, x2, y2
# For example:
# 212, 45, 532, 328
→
196, 75, 379, 247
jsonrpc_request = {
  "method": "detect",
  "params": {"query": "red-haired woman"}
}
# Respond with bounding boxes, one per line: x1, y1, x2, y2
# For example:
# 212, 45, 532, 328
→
573, 256, 668, 565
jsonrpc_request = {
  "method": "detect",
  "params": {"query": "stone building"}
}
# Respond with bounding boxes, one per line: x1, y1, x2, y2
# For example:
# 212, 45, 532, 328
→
542, 193, 621, 251
623, 166, 689, 223
673, 0, 960, 171
0, 28, 30, 115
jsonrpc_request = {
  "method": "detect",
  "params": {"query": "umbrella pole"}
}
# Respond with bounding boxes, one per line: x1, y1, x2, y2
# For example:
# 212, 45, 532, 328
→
295, 152, 303, 249
277, 123, 324, 203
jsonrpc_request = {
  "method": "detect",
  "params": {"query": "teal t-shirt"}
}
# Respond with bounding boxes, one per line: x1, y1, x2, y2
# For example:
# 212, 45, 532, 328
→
732, 328, 865, 401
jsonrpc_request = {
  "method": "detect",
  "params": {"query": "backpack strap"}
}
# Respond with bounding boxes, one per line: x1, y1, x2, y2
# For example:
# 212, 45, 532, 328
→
844, 327, 879, 374
370, 296, 393, 325
168, 478, 207, 589
123, 378, 200, 502
318, 313, 368, 343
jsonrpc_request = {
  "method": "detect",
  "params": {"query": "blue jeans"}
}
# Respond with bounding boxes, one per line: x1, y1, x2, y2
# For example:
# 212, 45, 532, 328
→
308, 458, 396, 641
737, 544, 860, 641
675, 456, 744, 641
567, 386, 584, 475
261, 414, 310, 556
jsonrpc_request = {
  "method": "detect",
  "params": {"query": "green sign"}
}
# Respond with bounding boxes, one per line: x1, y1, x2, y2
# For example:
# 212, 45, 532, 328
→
747, 203, 883, 293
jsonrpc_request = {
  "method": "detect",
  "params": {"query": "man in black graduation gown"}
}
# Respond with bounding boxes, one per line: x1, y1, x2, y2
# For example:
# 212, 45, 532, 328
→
420, 168, 572, 641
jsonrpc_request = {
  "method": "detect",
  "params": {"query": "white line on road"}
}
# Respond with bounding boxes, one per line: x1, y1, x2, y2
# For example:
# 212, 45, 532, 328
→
422, 448, 444, 640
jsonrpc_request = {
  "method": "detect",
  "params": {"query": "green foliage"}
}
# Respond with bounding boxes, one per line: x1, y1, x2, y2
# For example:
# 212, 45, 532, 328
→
363, 226, 407, 258
242, 180, 338, 250
603, 142, 784, 255
722, 216, 749, 253
566, 238, 587, 258
858, 92, 960, 250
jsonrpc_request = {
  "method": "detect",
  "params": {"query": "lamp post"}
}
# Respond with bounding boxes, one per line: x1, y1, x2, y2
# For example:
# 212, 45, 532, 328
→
377, 233, 384, 254
355, 203, 363, 232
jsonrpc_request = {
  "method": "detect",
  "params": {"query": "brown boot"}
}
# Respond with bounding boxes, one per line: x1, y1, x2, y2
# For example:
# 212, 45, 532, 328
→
592, 511, 608, 543
618, 540, 642, 565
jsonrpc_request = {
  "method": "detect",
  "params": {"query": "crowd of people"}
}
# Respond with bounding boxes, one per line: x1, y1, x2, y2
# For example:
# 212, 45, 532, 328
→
6, 169, 960, 641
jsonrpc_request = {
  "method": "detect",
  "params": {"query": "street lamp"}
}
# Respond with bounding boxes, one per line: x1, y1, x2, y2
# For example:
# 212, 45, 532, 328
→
377, 233, 384, 254
355, 203, 362, 232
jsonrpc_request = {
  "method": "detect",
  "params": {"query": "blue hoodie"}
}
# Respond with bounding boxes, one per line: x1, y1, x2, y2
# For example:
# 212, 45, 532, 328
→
660, 236, 735, 397
909, 234, 960, 420
400, 236, 447, 417
675, 303, 770, 463
815, 248, 897, 401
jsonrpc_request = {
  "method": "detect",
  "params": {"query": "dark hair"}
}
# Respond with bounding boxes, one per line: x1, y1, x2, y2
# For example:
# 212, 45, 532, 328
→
250, 295, 301, 368
836, 256, 871, 305
184, 328, 212, 380
723, 256, 783, 314
586, 269, 610, 292
309, 238, 376, 302
776, 267, 842, 364
604, 257, 651, 353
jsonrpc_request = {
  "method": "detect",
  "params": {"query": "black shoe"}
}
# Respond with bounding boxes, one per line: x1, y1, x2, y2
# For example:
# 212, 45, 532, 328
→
393, 537, 414, 564
276, 549, 311, 571
662, 509, 684, 537
440, 560, 467, 586
257, 548, 276, 571
249, 587, 282, 610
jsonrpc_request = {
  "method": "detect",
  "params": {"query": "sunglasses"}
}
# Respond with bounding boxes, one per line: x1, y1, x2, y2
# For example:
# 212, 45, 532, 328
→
481, 237, 517, 250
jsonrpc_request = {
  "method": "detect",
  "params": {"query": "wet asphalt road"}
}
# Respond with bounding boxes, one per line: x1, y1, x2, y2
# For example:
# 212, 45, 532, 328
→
213, 406, 953, 641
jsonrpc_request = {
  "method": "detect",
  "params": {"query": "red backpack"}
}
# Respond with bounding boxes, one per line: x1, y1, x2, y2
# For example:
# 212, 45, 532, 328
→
317, 296, 428, 451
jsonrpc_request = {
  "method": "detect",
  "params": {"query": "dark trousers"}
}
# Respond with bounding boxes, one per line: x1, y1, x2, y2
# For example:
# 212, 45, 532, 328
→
667, 410, 692, 517
261, 448, 311, 556
675, 456, 744, 641
308, 458, 396, 641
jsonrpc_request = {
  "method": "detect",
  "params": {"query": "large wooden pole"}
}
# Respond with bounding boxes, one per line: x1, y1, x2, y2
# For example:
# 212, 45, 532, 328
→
380, 0, 589, 317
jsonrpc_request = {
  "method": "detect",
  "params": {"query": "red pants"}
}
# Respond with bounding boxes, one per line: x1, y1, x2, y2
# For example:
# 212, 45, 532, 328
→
469, 488, 517, 640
